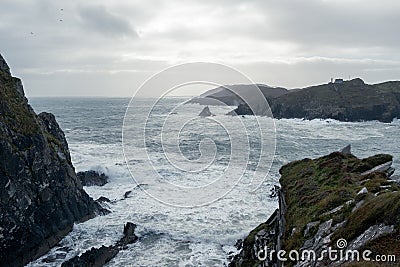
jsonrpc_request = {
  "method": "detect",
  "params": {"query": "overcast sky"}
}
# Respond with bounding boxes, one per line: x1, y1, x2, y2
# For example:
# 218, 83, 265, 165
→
1, 0, 399, 97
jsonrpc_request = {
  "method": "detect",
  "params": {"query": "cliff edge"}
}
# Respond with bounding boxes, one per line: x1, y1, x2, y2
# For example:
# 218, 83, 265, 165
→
230, 146, 400, 266
0, 54, 101, 266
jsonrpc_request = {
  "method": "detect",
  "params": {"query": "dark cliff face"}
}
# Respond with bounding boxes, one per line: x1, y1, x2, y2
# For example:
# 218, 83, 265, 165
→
0, 54, 99, 266
270, 78, 400, 123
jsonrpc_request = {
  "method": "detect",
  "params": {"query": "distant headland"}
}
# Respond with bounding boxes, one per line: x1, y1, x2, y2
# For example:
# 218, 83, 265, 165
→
189, 78, 400, 123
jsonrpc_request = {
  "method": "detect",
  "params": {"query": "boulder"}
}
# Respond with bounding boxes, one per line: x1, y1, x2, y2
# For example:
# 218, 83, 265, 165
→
77, 170, 109, 186
357, 187, 368, 195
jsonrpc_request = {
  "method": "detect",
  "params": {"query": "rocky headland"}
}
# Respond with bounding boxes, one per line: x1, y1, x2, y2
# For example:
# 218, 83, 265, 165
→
189, 84, 289, 107
230, 146, 400, 266
192, 79, 400, 122
0, 54, 107, 266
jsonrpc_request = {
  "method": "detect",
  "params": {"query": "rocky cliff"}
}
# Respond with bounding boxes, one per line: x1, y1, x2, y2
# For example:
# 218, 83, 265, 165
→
192, 79, 400, 122
188, 84, 289, 107
271, 79, 400, 123
230, 146, 400, 266
0, 54, 101, 266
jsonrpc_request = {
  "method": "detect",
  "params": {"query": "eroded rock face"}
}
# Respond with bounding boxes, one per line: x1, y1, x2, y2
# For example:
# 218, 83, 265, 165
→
0, 54, 100, 266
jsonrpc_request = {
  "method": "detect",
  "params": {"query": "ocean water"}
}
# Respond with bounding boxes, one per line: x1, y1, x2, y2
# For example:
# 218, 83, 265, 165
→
27, 97, 400, 266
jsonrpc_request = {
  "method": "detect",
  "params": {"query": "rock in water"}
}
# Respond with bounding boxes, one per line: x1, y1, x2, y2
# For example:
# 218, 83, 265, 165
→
199, 106, 213, 117
61, 222, 138, 267
77, 170, 109, 186
0, 53, 100, 266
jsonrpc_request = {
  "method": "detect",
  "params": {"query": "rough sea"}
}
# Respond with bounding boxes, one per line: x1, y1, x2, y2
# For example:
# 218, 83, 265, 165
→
27, 97, 400, 266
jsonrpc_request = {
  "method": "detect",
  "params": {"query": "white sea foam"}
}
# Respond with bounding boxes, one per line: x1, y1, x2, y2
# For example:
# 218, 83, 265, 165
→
27, 98, 400, 266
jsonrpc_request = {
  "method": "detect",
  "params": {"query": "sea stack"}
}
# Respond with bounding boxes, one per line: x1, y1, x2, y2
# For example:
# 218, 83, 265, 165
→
199, 106, 214, 117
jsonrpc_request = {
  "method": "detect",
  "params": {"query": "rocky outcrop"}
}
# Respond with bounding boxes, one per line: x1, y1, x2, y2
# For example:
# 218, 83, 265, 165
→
77, 170, 109, 186
230, 147, 400, 266
0, 54, 102, 266
199, 106, 214, 117
61, 222, 138, 267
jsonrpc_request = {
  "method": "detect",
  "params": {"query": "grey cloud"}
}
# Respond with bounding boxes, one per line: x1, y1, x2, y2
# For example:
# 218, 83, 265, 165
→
0, 0, 399, 97
167, 0, 400, 55
249, 0, 400, 50
238, 57, 400, 89
78, 5, 137, 38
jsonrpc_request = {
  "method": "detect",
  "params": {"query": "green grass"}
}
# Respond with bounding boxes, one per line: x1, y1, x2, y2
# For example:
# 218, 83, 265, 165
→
0, 71, 39, 135
279, 152, 395, 254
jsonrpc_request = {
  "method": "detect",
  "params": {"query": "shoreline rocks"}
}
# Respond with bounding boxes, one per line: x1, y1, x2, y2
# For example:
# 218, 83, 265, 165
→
61, 222, 138, 267
77, 170, 109, 186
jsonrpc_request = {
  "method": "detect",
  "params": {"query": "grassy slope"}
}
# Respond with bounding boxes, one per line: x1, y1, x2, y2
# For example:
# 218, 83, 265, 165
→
279, 152, 400, 265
